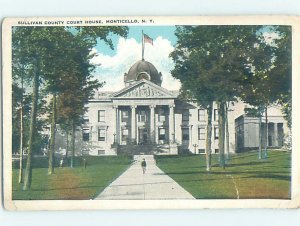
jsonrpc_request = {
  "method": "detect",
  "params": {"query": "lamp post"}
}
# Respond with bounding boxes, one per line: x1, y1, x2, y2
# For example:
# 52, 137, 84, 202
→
113, 133, 116, 144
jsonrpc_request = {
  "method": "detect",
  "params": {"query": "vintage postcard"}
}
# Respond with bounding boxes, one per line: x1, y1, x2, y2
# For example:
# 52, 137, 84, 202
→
2, 16, 300, 210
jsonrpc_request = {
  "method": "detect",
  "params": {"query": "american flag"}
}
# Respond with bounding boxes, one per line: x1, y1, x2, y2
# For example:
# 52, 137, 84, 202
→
143, 34, 153, 45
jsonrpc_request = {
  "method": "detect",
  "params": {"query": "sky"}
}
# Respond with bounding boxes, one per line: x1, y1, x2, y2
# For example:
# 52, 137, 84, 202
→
90, 25, 282, 92
90, 26, 182, 91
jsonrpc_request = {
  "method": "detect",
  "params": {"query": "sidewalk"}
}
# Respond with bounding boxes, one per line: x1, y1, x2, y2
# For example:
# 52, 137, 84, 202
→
95, 155, 195, 200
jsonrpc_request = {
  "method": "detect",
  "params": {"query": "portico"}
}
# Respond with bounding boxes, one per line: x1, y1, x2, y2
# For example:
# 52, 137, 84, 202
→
111, 83, 176, 148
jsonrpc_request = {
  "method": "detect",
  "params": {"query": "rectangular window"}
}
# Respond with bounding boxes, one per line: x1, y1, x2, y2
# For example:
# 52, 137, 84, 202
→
98, 150, 105, 155
214, 127, 219, 140
198, 109, 205, 121
98, 128, 105, 141
278, 123, 284, 147
98, 110, 105, 122
182, 109, 189, 122
268, 135, 273, 147
83, 129, 89, 141
121, 110, 129, 122
158, 109, 165, 122
198, 128, 205, 140
159, 128, 166, 141
215, 149, 219, 154
182, 128, 189, 141
214, 109, 218, 121
198, 149, 205, 154
138, 110, 147, 122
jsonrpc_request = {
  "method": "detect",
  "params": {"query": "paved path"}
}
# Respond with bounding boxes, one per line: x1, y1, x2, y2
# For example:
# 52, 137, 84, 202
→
95, 155, 195, 200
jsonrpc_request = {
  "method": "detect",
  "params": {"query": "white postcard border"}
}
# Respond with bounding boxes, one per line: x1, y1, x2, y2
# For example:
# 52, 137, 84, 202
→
2, 16, 300, 210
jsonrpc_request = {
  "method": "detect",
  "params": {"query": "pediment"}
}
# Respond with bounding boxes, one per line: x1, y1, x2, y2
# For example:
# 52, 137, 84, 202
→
111, 80, 175, 99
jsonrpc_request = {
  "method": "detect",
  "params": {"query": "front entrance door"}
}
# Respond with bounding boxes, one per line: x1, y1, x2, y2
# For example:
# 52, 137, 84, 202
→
138, 128, 148, 145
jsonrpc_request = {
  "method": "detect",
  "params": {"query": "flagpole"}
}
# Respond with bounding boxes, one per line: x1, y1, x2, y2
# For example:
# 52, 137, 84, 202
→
142, 30, 144, 60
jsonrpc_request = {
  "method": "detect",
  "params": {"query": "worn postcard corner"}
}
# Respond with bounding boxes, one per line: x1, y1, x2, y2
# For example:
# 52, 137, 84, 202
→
1, 16, 300, 210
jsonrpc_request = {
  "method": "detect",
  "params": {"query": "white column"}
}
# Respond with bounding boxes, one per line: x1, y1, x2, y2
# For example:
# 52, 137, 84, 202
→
169, 105, 175, 144
136, 108, 139, 144
274, 123, 278, 147
113, 105, 119, 144
150, 105, 156, 143
105, 126, 109, 144
118, 108, 122, 144
155, 112, 159, 144
131, 105, 137, 143
190, 125, 193, 148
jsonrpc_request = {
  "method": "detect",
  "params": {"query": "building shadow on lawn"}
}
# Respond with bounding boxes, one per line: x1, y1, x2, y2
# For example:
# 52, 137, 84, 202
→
225, 161, 273, 167
163, 170, 290, 182
174, 177, 234, 183
244, 174, 291, 181
187, 166, 208, 169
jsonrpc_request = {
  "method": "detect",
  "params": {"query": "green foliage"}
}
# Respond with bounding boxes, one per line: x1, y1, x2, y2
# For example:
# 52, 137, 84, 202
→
171, 25, 291, 110
170, 25, 292, 165
12, 82, 48, 154
12, 26, 128, 189
12, 25, 129, 136
170, 26, 270, 167
244, 107, 264, 118
54, 26, 128, 130
171, 26, 267, 105
240, 26, 292, 123
274, 26, 292, 128
279, 91, 292, 129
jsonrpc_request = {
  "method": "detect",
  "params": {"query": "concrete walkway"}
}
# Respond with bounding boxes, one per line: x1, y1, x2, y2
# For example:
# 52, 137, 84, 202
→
95, 155, 195, 200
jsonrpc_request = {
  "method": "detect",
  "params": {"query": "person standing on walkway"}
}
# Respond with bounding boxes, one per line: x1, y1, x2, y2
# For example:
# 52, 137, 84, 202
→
141, 158, 147, 174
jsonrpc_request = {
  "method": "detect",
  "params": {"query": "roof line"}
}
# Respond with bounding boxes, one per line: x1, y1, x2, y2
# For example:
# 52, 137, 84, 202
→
111, 79, 176, 98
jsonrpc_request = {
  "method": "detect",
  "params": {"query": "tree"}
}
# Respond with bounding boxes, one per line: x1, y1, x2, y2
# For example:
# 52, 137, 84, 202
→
12, 79, 26, 183
171, 25, 266, 169
13, 27, 48, 189
56, 72, 102, 168
12, 26, 128, 189
272, 26, 292, 129
13, 27, 68, 189
241, 26, 292, 158
42, 28, 72, 175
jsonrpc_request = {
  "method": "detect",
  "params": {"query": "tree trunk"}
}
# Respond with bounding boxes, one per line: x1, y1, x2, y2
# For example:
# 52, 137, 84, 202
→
258, 111, 262, 159
23, 60, 39, 190
18, 106, 23, 183
65, 129, 69, 158
18, 74, 24, 183
48, 94, 57, 175
264, 106, 268, 158
218, 102, 226, 169
225, 102, 230, 161
205, 103, 213, 171
70, 120, 75, 168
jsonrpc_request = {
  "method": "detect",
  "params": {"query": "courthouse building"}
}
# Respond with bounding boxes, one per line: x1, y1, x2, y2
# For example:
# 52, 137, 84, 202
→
80, 59, 289, 156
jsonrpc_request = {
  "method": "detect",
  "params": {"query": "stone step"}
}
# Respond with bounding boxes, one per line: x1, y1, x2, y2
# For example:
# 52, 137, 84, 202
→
133, 155, 155, 163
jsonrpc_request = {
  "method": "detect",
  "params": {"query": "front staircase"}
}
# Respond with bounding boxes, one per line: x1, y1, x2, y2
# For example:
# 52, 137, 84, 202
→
117, 144, 155, 155
117, 144, 174, 155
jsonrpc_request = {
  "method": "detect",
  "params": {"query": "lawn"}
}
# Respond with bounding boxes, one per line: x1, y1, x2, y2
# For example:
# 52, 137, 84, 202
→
155, 150, 291, 199
12, 156, 132, 200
